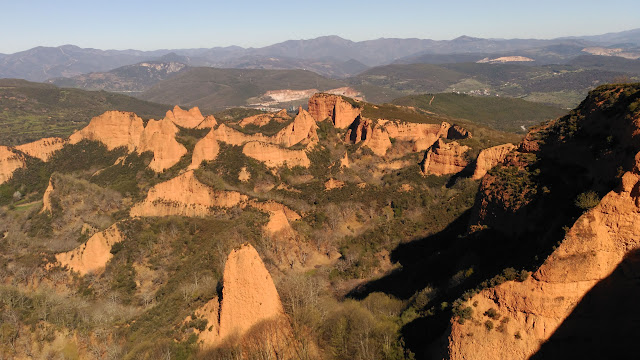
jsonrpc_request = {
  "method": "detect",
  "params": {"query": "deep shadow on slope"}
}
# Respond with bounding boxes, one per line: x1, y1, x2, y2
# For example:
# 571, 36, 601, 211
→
529, 248, 640, 360
348, 84, 640, 359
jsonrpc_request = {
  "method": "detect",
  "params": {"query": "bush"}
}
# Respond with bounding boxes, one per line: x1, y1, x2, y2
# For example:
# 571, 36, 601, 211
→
484, 308, 500, 320
575, 191, 600, 211
484, 320, 494, 331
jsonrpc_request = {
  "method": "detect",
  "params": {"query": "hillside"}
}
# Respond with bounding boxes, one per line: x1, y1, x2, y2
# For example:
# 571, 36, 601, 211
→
138, 67, 347, 110
0, 79, 172, 146
47, 61, 190, 94
0, 89, 527, 359
350, 62, 638, 107
392, 93, 567, 133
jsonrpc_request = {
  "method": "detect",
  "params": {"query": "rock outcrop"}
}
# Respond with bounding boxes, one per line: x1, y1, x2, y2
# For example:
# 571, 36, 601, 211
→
196, 115, 218, 129
138, 119, 187, 172
448, 152, 640, 360
324, 178, 345, 190
69, 111, 144, 151
345, 117, 393, 156
421, 139, 470, 175
211, 124, 268, 146
55, 224, 123, 275
40, 177, 55, 213
189, 129, 220, 170
472, 143, 516, 180
271, 108, 318, 148
250, 201, 301, 235
130, 171, 247, 217
15, 137, 65, 161
308, 93, 361, 128
0, 146, 25, 185
242, 142, 310, 168
239, 110, 289, 128
448, 125, 472, 140
383, 121, 452, 152
164, 105, 205, 128
194, 244, 288, 347
69, 111, 187, 172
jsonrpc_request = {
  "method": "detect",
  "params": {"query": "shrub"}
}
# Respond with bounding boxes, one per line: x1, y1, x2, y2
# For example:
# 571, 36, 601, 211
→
575, 191, 600, 211
483, 308, 500, 320
484, 320, 494, 331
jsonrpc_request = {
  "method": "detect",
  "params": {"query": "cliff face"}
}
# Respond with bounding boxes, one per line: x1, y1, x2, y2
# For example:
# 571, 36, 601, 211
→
421, 139, 469, 175
344, 117, 393, 156
447, 84, 640, 359
164, 105, 205, 128
55, 224, 123, 275
242, 142, 310, 168
272, 108, 319, 147
472, 143, 516, 180
14, 137, 66, 161
137, 119, 187, 172
383, 121, 452, 152
69, 111, 187, 172
0, 146, 25, 185
194, 244, 288, 348
308, 93, 361, 129
130, 171, 247, 217
69, 111, 144, 151
448, 152, 640, 360
238, 110, 289, 128
189, 129, 220, 170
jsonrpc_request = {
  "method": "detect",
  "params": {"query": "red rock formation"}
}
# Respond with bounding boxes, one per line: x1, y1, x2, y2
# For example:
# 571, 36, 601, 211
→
421, 139, 470, 175
272, 107, 319, 147
196, 115, 218, 129
138, 119, 187, 172
55, 224, 123, 275
308, 93, 361, 128
383, 121, 451, 152
69, 111, 144, 151
15, 137, 65, 161
195, 244, 288, 348
472, 143, 516, 180
242, 142, 310, 168
40, 176, 55, 213
130, 171, 247, 217
345, 117, 392, 156
448, 152, 640, 360
0, 146, 25, 185
189, 129, 220, 170
164, 105, 205, 128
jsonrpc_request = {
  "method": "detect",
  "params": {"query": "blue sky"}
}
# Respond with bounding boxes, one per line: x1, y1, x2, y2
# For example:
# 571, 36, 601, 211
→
1, 0, 638, 53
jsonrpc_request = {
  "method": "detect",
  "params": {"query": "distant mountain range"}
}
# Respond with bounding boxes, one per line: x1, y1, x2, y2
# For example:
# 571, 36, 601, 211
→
1, 28, 639, 82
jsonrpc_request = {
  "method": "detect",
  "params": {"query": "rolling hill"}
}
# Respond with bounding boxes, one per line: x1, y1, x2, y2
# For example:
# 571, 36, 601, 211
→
0, 79, 172, 146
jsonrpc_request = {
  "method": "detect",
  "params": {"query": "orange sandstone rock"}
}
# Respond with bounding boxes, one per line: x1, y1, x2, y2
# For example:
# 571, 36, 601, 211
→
242, 142, 310, 168
196, 115, 218, 129
130, 171, 247, 217
421, 139, 470, 175
40, 177, 55, 213
15, 137, 65, 161
384, 121, 451, 152
0, 146, 25, 185
189, 129, 220, 170
218, 244, 286, 341
69, 111, 144, 151
448, 154, 640, 360
55, 224, 123, 275
324, 178, 345, 190
308, 93, 361, 128
472, 143, 516, 180
164, 105, 204, 128
272, 107, 318, 147
138, 119, 187, 172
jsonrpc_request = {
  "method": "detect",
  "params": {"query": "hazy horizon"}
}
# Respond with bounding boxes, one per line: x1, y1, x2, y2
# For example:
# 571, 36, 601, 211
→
2, 0, 639, 54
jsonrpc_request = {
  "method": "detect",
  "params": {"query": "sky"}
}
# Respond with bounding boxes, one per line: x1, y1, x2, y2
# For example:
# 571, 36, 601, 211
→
1, 0, 638, 53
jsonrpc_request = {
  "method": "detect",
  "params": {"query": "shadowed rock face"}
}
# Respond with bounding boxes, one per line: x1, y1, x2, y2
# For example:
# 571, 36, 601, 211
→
55, 224, 123, 275
447, 84, 640, 360
0, 146, 25, 185
471, 143, 516, 180
421, 139, 469, 175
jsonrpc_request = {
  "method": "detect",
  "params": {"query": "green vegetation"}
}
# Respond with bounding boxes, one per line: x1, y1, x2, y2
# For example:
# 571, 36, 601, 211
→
392, 93, 566, 133
0, 79, 172, 146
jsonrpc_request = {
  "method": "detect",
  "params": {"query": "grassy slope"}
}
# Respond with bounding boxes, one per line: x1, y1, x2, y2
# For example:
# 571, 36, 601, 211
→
0, 79, 172, 146
392, 92, 567, 133
138, 67, 346, 110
